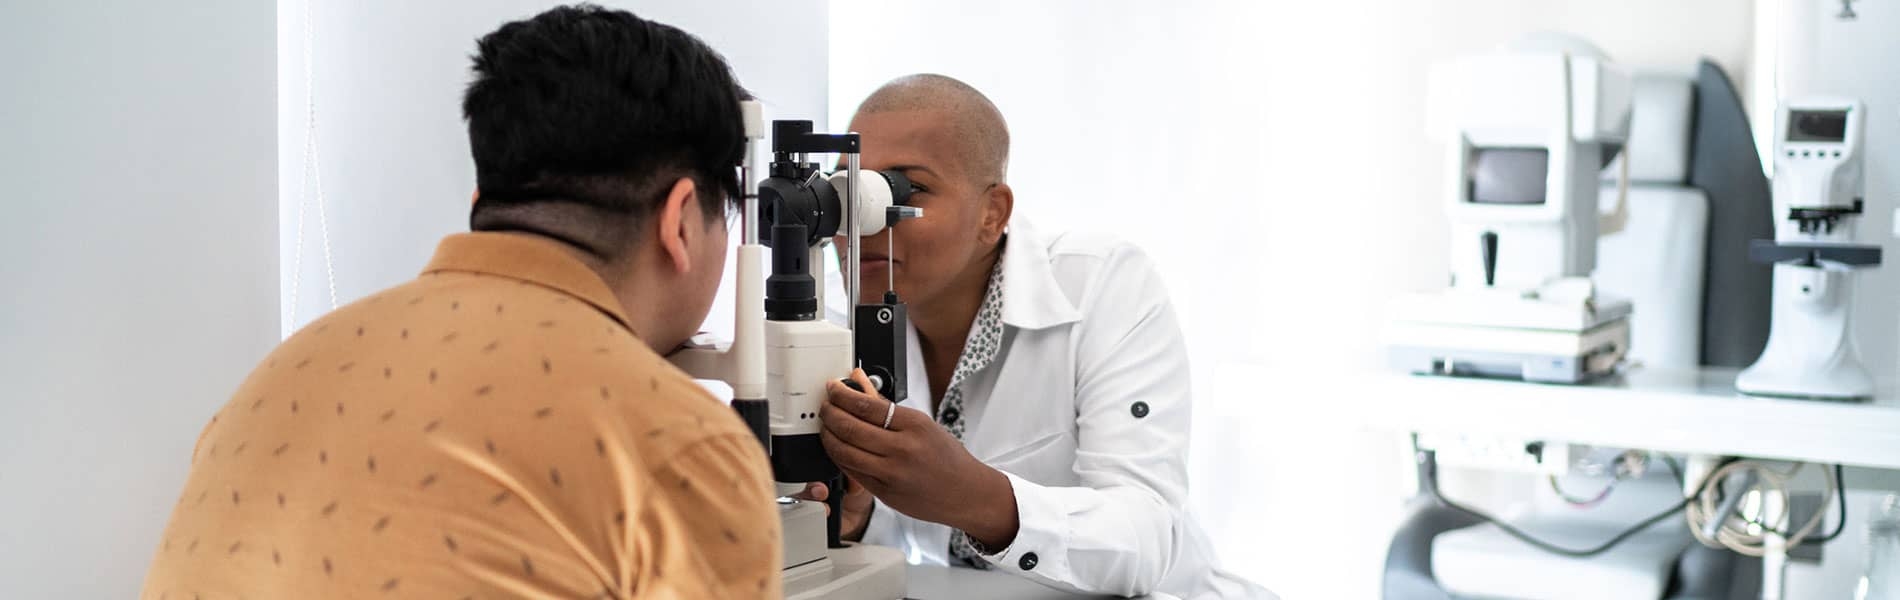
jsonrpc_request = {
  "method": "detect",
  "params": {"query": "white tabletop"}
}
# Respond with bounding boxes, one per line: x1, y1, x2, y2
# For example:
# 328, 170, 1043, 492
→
1358, 366, 1900, 469
904, 564, 1175, 600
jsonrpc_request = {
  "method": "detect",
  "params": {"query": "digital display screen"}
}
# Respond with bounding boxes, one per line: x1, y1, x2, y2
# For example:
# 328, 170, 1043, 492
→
1788, 109, 1849, 143
1468, 148, 1548, 205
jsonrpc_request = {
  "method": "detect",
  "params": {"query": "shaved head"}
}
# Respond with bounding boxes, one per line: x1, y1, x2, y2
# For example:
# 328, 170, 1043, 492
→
853, 74, 1010, 184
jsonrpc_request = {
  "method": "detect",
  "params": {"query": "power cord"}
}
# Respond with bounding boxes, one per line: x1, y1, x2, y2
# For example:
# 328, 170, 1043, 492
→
1546, 475, 1617, 507
1661, 455, 1686, 487
287, 0, 340, 337
1686, 460, 1838, 557
1424, 448, 1847, 558
1724, 463, 1848, 545
1422, 448, 1694, 558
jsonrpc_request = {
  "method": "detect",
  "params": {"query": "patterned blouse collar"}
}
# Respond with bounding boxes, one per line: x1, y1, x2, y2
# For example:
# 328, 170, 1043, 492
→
935, 242, 1006, 437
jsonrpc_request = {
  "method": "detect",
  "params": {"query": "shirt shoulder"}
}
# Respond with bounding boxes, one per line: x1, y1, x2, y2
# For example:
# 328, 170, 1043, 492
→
1024, 227, 1167, 310
241, 268, 757, 481
149, 260, 774, 599
421, 274, 759, 461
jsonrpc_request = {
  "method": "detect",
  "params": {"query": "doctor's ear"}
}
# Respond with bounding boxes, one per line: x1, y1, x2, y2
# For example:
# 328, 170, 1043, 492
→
979, 183, 1013, 245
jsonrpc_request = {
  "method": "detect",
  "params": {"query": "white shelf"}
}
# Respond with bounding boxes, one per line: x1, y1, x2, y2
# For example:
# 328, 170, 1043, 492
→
1359, 367, 1900, 470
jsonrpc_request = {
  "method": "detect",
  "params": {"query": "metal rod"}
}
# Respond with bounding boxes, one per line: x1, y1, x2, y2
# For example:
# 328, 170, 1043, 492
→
888, 222, 896, 293
741, 144, 758, 246
846, 152, 861, 331
739, 100, 762, 247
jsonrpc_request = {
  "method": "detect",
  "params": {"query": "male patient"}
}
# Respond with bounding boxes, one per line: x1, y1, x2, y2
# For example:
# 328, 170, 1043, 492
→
142, 6, 780, 599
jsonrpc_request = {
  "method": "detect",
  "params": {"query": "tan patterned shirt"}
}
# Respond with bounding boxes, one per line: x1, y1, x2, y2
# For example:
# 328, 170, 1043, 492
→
142, 232, 781, 600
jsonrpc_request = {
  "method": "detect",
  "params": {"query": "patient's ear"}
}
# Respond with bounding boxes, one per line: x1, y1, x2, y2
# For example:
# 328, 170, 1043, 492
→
654, 177, 700, 274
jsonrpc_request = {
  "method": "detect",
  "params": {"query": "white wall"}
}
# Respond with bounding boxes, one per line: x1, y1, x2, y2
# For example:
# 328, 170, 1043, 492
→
0, 2, 279, 597
279, 0, 829, 335
830, 1, 1758, 597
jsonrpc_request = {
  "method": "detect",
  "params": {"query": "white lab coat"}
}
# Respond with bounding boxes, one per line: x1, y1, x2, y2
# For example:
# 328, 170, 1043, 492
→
828, 217, 1273, 600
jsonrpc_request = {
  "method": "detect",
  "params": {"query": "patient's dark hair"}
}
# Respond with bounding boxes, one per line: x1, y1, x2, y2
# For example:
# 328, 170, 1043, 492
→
462, 4, 744, 257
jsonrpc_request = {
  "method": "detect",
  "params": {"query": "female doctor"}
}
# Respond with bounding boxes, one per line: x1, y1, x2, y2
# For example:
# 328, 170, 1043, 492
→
809, 74, 1271, 600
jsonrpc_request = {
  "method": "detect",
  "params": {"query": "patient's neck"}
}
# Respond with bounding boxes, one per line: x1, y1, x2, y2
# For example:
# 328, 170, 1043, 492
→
471, 203, 678, 354
471, 202, 629, 263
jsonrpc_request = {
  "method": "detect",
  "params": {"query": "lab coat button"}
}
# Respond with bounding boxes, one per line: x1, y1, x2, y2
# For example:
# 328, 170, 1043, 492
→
1130, 401, 1150, 418
1019, 552, 1039, 571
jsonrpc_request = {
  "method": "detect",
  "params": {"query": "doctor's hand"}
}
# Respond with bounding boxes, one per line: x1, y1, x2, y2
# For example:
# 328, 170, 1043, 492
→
791, 475, 875, 542
821, 369, 1022, 551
